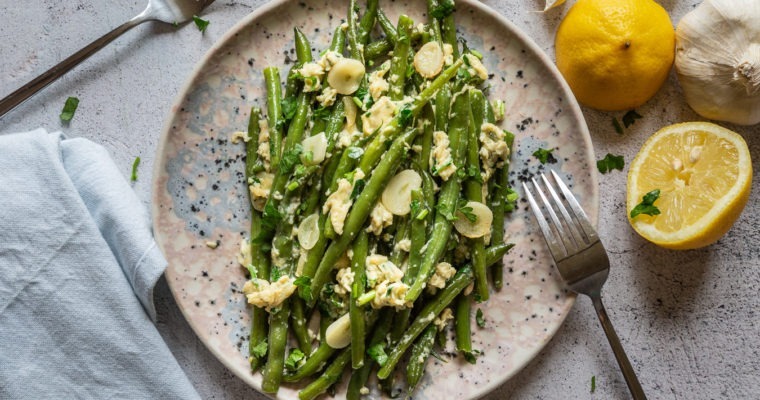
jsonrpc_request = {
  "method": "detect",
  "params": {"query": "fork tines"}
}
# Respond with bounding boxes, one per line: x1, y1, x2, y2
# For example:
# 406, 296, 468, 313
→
522, 170, 598, 261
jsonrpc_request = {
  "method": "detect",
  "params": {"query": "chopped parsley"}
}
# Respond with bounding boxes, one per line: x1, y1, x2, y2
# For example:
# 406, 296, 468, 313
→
430, 0, 455, 19
60, 96, 79, 123
591, 375, 596, 393
630, 189, 661, 218
476, 309, 485, 328
251, 340, 268, 358
313, 106, 331, 121
285, 348, 305, 371
367, 343, 388, 367
457, 202, 477, 223
398, 106, 414, 126
130, 156, 141, 182
350, 179, 366, 200
280, 144, 303, 174
261, 202, 283, 232
294, 276, 312, 303
503, 186, 519, 212
622, 110, 642, 128
281, 96, 298, 120
270, 266, 283, 281
612, 117, 624, 134
596, 153, 625, 174
532, 147, 554, 164
192, 15, 210, 32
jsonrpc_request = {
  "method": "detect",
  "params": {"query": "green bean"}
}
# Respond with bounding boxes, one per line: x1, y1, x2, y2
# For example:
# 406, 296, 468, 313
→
419, 104, 435, 172
377, 265, 474, 379
389, 15, 413, 100
486, 242, 514, 267
283, 337, 336, 382
298, 348, 351, 400
294, 27, 314, 63
364, 38, 393, 61
350, 231, 369, 369
324, 100, 346, 156
406, 324, 436, 389
440, 7, 459, 59
358, 0, 379, 45
263, 67, 284, 168
405, 85, 469, 303
426, 0, 444, 45
285, 63, 303, 99
347, 0, 365, 63
358, 59, 463, 174
491, 168, 510, 289
330, 25, 346, 53
434, 83, 451, 133
245, 108, 271, 372
291, 297, 313, 354
347, 308, 394, 400
261, 299, 291, 393
310, 128, 419, 307
406, 189, 427, 282
467, 90, 488, 301
376, 9, 398, 42
454, 293, 472, 355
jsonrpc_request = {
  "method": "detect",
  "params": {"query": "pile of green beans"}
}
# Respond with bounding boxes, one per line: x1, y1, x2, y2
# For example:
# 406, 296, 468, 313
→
238, 0, 517, 398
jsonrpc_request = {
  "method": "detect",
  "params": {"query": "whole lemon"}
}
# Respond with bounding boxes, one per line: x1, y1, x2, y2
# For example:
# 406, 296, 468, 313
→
555, 0, 675, 111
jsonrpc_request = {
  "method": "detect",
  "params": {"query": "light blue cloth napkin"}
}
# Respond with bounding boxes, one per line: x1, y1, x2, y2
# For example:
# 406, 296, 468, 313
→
0, 128, 200, 399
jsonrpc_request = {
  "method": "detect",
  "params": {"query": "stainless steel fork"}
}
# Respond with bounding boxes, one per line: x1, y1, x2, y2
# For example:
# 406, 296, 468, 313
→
523, 170, 647, 400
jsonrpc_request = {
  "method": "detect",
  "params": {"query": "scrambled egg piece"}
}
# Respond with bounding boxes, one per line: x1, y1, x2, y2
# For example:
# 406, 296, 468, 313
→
365, 254, 411, 309
433, 308, 454, 331
479, 122, 511, 181
317, 86, 338, 107
368, 61, 391, 101
334, 267, 355, 296
394, 238, 411, 253
298, 62, 325, 92
317, 51, 343, 72
428, 262, 456, 289
257, 119, 271, 172
323, 169, 365, 234
230, 130, 250, 144
242, 276, 297, 312
249, 171, 274, 212
432, 130, 457, 181
361, 96, 396, 136
367, 202, 393, 236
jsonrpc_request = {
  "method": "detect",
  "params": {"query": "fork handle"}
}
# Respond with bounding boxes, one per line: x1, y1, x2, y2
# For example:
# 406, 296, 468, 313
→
0, 15, 148, 118
591, 294, 647, 400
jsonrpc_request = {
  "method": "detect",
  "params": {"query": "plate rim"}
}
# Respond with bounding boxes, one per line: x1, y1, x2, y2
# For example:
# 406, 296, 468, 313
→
151, 0, 599, 397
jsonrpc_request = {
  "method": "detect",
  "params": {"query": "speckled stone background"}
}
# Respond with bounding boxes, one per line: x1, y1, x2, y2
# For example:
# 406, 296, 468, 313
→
1, 1, 759, 399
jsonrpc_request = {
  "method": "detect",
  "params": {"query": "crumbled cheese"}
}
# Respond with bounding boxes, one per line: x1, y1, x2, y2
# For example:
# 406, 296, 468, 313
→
368, 61, 391, 101
432, 130, 457, 180
316, 86, 338, 107
372, 281, 409, 309
230, 130, 250, 144
334, 267, 355, 296
366, 255, 404, 284
238, 238, 252, 267
298, 62, 325, 92
367, 202, 393, 235
443, 43, 454, 66
479, 123, 511, 181
465, 54, 488, 80
363, 254, 409, 309
428, 262, 456, 289
249, 171, 274, 212
394, 238, 411, 253
323, 169, 365, 234
205, 240, 219, 249
257, 119, 271, 171
433, 308, 454, 331
242, 276, 297, 312
361, 96, 397, 136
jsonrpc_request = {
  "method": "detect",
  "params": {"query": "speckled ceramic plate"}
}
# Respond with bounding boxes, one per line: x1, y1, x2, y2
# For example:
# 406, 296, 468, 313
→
152, 0, 598, 398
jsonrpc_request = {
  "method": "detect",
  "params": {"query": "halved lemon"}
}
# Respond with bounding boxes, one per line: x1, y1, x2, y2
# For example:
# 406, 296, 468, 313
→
627, 122, 752, 249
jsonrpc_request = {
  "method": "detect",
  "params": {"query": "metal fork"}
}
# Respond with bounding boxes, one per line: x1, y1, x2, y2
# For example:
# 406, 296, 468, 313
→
523, 170, 647, 400
0, 0, 216, 118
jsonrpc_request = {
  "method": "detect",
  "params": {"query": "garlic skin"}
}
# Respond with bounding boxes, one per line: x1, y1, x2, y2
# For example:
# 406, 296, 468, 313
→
675, 0, 760, 125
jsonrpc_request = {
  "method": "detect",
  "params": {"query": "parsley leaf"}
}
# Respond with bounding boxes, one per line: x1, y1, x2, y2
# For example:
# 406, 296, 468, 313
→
630, 189, 661, 218
596, 153, 625, 174
532, 147, 554, 164
130, 157, 141, 182
457, 203, 477, 223
612, 117, 624, 134
350, 179, 366, 200
476, 309, 485, 328
281, 96, 298, 121
280, 144, 303, 174
467, 165, 483, 183
622, 110, 642, 128
60, 96, 79, 123
367, 343, 388, 367
398, 107, 414, 126
251, 340, 268, 358
294, 276, 312, 303
436, 202, 457, 222
285, 348, 305, 371
410, 199, 422, 220
503, 186, 518, 213
591, 375, 596, 393
192, 15, 210, 32
431, 0, 455, 19
270, 266, 283, 281
313, 106, 331, 121
262, 203, 283, 232
347, 146, 364, 160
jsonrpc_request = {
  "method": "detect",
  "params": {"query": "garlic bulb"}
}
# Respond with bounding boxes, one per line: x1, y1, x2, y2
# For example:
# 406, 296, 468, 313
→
675, 0, 760, 125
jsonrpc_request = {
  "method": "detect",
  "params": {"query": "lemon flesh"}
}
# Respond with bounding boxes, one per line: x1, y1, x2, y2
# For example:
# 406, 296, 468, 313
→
627, 122, 752, 249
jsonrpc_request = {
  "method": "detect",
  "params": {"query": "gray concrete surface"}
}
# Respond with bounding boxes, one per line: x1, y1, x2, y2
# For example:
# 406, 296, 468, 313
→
1, 1, 759, 399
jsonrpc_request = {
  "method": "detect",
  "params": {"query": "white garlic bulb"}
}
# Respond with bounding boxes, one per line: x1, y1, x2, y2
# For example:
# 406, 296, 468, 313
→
675, 0, 760, 125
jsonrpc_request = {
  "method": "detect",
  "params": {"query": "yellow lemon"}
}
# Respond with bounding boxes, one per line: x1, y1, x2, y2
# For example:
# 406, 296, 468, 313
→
627, 122, 752, 250
555, 0, 675, 111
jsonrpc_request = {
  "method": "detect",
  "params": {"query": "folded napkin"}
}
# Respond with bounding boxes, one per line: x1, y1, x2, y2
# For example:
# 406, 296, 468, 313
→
0, 129, 200, 399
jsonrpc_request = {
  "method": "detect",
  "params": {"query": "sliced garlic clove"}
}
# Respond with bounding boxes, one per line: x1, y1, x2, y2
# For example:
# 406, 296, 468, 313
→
301, 132, 328, 165
325, 313, 352, 349
414, 42, 444, 79
381, 169, 423, 216
328, 59, 365, 95
544, 0, 566, 11
297, 213, 320, 250
453, 201, 493, 238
